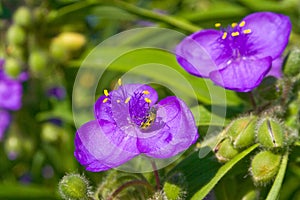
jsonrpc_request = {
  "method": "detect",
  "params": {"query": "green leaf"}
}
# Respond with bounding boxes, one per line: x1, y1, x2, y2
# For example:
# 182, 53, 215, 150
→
0, 183, 58, 199
265, 152, 289, 200
191, 144, 259, 200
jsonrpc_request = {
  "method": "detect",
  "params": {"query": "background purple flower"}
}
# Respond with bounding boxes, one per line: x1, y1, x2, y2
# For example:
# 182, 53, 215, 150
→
176, 12, 291, 92
74, 83, 198, 172
47, 86, 66, 101
0, 61, 24, 110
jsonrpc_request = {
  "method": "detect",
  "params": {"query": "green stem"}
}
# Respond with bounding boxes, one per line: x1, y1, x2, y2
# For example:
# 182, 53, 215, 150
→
48, 0, 201, 33
109, 0, 201, 33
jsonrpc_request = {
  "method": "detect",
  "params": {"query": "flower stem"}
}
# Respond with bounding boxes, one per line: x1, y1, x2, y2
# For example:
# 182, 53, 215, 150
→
248, 91, 257, 110
151, 160, 161, 190
106, 180, 155, 200
48, 0, 201, 33
109, 0, 201, 33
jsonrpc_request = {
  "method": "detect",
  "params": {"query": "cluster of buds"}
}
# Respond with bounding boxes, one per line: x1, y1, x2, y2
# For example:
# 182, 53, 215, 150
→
214, 114, 298, 185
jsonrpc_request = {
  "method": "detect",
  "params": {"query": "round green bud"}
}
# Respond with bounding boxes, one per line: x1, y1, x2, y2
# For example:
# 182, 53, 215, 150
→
257, 117, 284, 148
255, 77, 281, 100
214, 138, 239, 162
226, 116, 257, 149
29, 51, 48, 74
59, 174, 91, 200
13, 6, 32, 28
4, 58, 21, 78
284, 48, 300, 76
7, 25, 26, 46
41, 123, 60, 143
250, 151, 281, 185
49, 38, 69, 62
4, 134, 22, 160
148, 191, 168, 200
56, 32, 86, 52
163, 172, 186, 200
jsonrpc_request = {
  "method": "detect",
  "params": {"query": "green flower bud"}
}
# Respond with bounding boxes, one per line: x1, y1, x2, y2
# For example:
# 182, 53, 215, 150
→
255, 77, 281, 100
4, 58, 21, 78
283, 48, 300, 76
250, 151, 281, 185
41, 123, 60, 143
56, 32, 86, 52
29, 51, 48, 74
226, 116, 257, 149
59, 174, 91, 200
214, 138, 239, 162
163, 172, 186, 200
49, 38, 69, 62
257, 118, 284, 148
7, 25, 26, 46
13, 6, 32, 28
7, 45, 25, 60
148, 191, 167, 200
4, 134, 22, 160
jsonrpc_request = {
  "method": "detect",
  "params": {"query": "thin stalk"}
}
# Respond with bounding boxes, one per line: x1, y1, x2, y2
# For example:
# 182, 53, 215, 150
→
48, 0, 201, 33
151, 160, 161, 190
106, 180, 155, 200
109, 0, 201, 33
248, 91, 257, 110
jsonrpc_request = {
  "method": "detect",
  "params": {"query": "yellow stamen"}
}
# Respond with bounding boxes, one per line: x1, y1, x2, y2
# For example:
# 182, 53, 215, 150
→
222, 32, 227, 40
142, 90, 150, 95
103, 98, 108, 103
231, 32, 240, 37
118, 78, 122, 86
239, 21, 246, 27
231, 22, 238, 28
125, 97, 131, 103
116, 100, 121, 103
214, 23, 221, 28
144, 98, 152, 103
104, 89, 109, 96
243, 29, 252, 34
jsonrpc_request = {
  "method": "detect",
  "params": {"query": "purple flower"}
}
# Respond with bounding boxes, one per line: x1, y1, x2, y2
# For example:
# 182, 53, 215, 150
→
0, 61, 23, 110
47, 86, 66, 101
0, 110, 10, 141
74, 83, 198, 172
176, 12, 291, 92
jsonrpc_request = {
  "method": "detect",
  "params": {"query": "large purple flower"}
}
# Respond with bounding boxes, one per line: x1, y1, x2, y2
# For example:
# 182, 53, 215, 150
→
74, 83, 198, 172
176, 12, 291, 92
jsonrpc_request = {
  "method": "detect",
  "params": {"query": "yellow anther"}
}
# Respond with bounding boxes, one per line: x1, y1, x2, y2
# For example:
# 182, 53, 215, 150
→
103, 98, 108, 103
118, 78, 122, 86
243, 29, 252, 34
214, 23, 221, 28
125, 97, 131, 104
144, 98, 152, 103
231, 22, 238, 28
142, 90, 150, 95
239, 21, 246, 27
104, 89, 109, 96
222, 32, 227, 39
231, 32, 240, 37
116, 100, 120, 103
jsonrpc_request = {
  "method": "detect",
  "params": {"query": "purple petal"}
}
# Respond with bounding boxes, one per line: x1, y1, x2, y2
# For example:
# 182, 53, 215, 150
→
0, 77, 22, 110
267, 57, 283, 78
243, 12, 291, 59
0, 110, 10, 140
209, 57, 272, 92
74, 120, 139, 172
176, 30, 222, 77
137, 96, 198, 158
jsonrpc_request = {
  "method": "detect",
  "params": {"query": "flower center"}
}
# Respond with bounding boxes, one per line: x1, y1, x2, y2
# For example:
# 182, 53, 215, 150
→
215, 21, 253, 59
128, 91, 153, 127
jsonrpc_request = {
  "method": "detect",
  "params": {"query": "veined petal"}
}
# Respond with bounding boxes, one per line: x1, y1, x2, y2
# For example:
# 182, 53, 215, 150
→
74, 120, 138, 172
243, 12, 291, 59
176, 30, 223, 77
209, 57, 272, 92
137, 96, 198, 158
